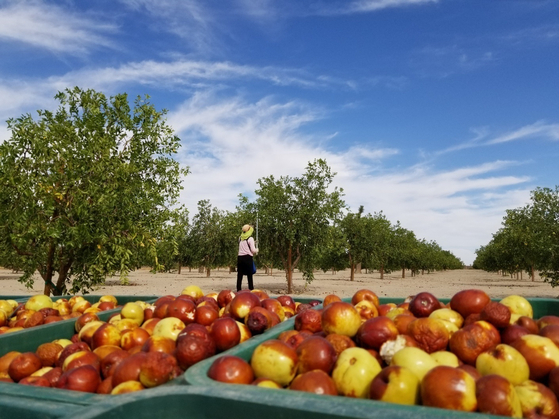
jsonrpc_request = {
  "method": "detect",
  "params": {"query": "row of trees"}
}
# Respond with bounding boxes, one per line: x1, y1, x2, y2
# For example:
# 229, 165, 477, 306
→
154, 161, 463, 294
0, 88, 462, 295
473, 186, 559, 286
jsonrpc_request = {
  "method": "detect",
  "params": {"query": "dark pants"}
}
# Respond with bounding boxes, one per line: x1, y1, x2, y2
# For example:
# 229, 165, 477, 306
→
237, 255, 254, 291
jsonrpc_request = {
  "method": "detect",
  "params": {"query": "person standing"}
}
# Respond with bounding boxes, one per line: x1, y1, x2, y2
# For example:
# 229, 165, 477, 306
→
237, 224, 258, 291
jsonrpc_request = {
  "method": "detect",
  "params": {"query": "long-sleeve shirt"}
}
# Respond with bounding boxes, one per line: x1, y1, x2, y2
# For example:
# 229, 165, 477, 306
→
238, 237, 257, 256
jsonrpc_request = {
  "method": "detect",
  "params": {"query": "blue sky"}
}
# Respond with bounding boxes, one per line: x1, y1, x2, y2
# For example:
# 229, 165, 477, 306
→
1, 0, 558, 265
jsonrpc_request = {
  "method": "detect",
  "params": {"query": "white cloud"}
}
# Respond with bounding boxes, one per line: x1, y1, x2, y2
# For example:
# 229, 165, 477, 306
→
311, 0, 439, 15
411, 45, 496, 78
40, 59, 357, 93
487, 121, 559, 144
235, 0, 277, 19
0, 82, 53, 115
118, 0, 220, 53
346, 0, 438, 13
343, 146, 399, 162
0, 58, 354, 125
502, 24, 559, 47
435, 121, 559, 157
0, 1, 116, 54
0, 122, 9, 145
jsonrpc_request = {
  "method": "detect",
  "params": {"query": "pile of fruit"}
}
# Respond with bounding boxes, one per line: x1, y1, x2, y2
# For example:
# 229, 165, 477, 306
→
0, 287, 317, 395
0, 295, 124, 333
207, 290, 559, 418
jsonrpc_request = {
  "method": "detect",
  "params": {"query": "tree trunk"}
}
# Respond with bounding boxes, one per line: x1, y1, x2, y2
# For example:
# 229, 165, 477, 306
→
54, 257, 73, 296
286, 246, 293, 294
402, 267, 405, 278
531, 264, 535, 282
206, 267, 211, 277
178, 264, 182, 274
41, 241, 56, 296
380, 263, 384, 280
350, 263, 355, 281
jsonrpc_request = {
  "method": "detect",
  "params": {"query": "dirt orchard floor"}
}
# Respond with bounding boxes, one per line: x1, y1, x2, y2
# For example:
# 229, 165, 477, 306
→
0, 267, 557, 300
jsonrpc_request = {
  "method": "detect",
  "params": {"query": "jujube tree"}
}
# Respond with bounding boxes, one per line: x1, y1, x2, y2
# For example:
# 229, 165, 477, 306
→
0, 87, 186, 295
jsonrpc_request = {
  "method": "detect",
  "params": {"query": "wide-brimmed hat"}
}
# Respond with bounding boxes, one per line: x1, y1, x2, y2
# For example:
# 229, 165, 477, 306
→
242, 224, 251, 232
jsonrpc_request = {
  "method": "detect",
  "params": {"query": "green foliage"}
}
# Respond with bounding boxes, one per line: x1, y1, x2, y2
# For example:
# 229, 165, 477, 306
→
317, 223, 349, 273
339, 206, 368, 279
255, 159, 345, 293
474, 186, 559, 285
188, 200, 227, 274
363, 212, 395, 275
0, 87, 186, 295
335, 210, 462, 278
153, 207, 190, 273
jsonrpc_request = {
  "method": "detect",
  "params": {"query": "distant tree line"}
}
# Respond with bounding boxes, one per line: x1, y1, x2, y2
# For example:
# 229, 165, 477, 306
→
155, 160, 463, 294
473, 186, 559, 286
0, 87, 463, 296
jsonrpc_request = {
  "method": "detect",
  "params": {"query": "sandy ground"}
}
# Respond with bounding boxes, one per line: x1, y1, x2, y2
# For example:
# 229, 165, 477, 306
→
0, 267, 557, 300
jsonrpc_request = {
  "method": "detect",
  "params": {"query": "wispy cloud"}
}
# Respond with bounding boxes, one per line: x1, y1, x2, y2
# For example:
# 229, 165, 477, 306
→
57, 59, 359, 91
0, 82, 54, 115
0, 59, 359, 120
0, 57, 400, 129
436, 121, 559, 157
166, 91, 400, 208
235, 0, 277, 19
345, 0, 438, 13
501, 24, 559, 47
487, 121, 559, 145
434, 128, 489, 155
0, 1, 116, 55
411, 45, 496, 78
311, 0, 439, 16
118, 0, 221, 54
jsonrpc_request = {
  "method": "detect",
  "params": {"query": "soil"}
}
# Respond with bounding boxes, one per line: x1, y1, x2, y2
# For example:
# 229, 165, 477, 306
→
0, 267, 557, 300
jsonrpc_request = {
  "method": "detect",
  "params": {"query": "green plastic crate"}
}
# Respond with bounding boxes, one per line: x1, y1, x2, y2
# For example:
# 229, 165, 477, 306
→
0, 297, 314, 418
0, 379, 106, 419
0, 295, 30, 301
183, 297, 559, 419
62, 383, 500, 419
